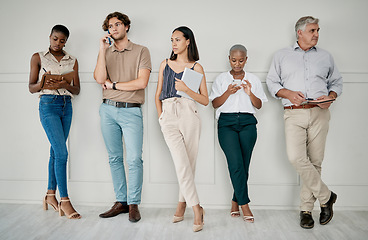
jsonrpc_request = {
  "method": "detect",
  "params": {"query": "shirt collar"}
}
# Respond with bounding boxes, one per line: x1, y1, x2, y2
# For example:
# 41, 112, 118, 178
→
293, 42, 317, 52
43, 49, 73, 60
227, 70, 247, 81
112, 40, 133, 52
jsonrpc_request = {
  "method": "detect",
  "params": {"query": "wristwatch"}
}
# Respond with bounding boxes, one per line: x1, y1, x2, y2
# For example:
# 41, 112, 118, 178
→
112, 82, 117, 90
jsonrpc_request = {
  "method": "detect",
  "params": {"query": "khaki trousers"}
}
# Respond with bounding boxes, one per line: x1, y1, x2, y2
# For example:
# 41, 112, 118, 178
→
284, 107, 332, 211
159, 97, 201, 207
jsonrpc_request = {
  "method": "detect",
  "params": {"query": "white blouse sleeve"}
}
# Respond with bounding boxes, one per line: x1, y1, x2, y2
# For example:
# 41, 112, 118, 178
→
209, 74, 225, 101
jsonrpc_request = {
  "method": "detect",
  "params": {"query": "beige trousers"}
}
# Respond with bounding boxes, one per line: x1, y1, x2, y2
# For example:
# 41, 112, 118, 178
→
284, 107, 332, 211
159, 97, 201, 207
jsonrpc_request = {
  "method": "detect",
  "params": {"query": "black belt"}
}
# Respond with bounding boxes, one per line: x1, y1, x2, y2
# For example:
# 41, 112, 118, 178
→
103, 99, 141, 108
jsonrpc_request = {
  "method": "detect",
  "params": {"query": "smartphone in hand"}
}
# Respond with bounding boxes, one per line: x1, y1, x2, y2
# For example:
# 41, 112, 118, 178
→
107, 30, 112, 45
233, 79, 242, 86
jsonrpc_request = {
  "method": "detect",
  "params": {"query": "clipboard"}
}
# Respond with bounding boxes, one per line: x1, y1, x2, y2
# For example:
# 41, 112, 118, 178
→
301, 98, 335, 105
40, 70, 74, 89
176, 67, 203, 100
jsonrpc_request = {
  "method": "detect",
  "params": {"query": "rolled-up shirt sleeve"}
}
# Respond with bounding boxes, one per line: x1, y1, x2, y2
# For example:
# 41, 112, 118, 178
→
266, 53, 284, 99
327, 55, 343, 97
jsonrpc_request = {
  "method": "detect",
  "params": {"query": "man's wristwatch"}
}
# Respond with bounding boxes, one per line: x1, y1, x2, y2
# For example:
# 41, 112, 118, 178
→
112, 82, 117, 90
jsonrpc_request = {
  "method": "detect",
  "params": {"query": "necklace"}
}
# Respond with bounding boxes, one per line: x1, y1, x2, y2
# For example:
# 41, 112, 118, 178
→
231, 71, 245, 79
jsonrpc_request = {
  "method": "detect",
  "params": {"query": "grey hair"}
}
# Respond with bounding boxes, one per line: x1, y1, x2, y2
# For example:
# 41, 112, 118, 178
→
295, 16, 319, 39
229, 44, 247, 56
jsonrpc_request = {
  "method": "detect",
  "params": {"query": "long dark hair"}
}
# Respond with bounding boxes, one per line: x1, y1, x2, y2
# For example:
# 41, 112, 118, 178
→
170, 26, 199, 61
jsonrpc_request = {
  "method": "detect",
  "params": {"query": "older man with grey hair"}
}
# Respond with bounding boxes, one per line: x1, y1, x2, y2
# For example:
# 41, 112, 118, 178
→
266, 16, 342, 229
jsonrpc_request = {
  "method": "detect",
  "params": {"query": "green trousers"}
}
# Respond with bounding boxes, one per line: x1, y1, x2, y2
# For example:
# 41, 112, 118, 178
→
218, 113, 257, 205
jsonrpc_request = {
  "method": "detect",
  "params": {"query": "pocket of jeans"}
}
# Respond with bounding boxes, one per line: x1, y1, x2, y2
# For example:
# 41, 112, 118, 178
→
135, 107, 143, 119
40, 95, 57, 105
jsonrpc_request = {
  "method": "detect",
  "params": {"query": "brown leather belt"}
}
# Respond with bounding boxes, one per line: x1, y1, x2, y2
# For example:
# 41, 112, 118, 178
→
103, 99, 141, 108
284, 104, 318, 110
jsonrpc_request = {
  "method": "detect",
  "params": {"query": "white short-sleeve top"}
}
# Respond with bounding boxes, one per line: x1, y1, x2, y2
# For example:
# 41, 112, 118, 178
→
209, 71, 268, 119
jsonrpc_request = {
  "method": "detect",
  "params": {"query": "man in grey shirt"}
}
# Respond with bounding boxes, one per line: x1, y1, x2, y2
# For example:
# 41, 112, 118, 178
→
267, 16, 342, 229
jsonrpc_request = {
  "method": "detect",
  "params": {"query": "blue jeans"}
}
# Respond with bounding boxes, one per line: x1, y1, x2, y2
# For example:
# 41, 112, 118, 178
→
99, 103, 144, 205
39, 95, 72, 198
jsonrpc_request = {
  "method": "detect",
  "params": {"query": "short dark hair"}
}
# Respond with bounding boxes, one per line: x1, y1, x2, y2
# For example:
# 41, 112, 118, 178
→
51, 25, 70, 39
102, 12, 131, 32
170, 26, 199, 62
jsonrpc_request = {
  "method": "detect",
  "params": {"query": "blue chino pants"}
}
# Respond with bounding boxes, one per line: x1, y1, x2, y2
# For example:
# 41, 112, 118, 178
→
99, 103, 144, 205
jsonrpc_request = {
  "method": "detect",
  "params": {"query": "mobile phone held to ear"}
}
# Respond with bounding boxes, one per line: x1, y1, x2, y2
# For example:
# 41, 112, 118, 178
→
107, 30, 112, 45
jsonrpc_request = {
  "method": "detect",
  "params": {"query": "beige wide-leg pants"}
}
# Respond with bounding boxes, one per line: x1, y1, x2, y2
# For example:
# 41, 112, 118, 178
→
284, 107, 332, 211
159, 97, 201, 207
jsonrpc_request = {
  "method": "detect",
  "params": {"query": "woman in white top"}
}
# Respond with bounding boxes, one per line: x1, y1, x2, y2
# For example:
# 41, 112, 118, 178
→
210, 44, 268, 222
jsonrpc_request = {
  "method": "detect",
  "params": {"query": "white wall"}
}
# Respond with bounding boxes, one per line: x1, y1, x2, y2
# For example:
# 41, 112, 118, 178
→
0, 0, 367, 210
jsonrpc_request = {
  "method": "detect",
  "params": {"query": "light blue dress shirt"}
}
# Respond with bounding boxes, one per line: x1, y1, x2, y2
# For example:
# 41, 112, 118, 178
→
266, 42, 343, 106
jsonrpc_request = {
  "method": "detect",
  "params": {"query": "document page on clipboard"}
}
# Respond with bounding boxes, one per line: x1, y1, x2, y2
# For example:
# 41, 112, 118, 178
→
176, 67, 203, 100
301, 98, 336, 105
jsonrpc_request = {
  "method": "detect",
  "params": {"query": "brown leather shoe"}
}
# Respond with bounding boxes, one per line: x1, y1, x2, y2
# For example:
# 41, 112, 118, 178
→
129, 204, 141, 222
99, 202, 129, 218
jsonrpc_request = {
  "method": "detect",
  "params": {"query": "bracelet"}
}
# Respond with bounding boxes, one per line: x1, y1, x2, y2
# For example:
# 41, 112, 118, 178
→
112, 82, 117, 90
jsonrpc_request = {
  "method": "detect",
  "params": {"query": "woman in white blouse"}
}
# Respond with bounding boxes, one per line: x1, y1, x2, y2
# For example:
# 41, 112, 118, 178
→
210, 44, 267, 222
